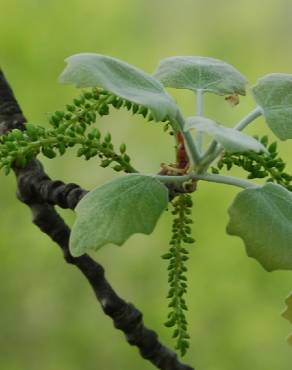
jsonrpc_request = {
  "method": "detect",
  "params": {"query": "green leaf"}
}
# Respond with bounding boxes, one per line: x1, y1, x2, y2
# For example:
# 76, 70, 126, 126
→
185, 116, 267, 153
252, 74, 292, 140
59, 53, 178, 121
227, 183, 292, 271
154, 56, 247, 96
70, 174, 168, 257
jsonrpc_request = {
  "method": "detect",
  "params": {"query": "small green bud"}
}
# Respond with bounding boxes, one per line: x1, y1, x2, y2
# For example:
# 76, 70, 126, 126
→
161, 253, 172, 260
260, 135, 269, 146
4, 165, 11, 175
57, 134, 64, 142
282, 173, 292, 181
6, 142, 17, 151
100, 159, 111, 168
138, 105, 148, 117
84, 91, 93, 99
276, 162, 285, 172
147, 113, 154, 122
104, 133, 111, 143
65, 113, 72, 120
58, 143, 66, 156
254, 170, 268, 178
124, 100, 132, 110
113, 164, 122, 172
172, 329, 179, 338
25, 123, 37, 134
164, 318, 176, 328
211, 167, 219, 174
268, 141, 277, 153
123, 154, 131, 163
92, 128, 101, 139
119, 143, 126, 154
163, 123, 169, 132
73, 98, 82, 107
167, 289, 175, 298
55, 111, 65, 119
77, 148, 85, 157
98, 104, 109, 116
42, 147, 56, 159
105, 95, 116, 105
76, 126, 85, 135
12, 129, 23, 140
66, 104, 76, 112
89, 112, 97, 122
112, 98, 123, 109
65, 129, 76, 138
132, 104, 139, 114
217, 160, 224, 169
225, 159, 233, 170
89, 148, 98, 158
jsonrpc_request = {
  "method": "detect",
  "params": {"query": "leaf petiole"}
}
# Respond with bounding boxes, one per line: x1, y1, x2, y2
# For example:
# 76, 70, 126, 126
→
195, 89, 204, 153
154, 172, 259, 189
234, 106, 263, 131
198, 107, 263, 172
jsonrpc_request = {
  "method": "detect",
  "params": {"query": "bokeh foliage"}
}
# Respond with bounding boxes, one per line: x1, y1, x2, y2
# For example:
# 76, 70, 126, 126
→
1, 1, 292, 369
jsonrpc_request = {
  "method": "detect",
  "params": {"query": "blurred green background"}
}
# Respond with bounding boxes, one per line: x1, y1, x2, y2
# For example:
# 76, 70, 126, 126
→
1, 1, 292, 369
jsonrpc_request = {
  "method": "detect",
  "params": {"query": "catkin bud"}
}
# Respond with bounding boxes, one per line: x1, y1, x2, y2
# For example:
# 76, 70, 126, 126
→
100, 159, 111, 168
113, 164, 122, 172
119, 143, 126, 154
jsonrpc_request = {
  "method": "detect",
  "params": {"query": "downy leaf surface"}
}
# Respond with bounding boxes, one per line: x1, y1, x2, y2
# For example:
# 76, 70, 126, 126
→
227, 183, 292, 271
60, 53, 178, 121
70, 174, 168, 256
252, 74, 292, 140
185, 116, 266, 153
154, 56, 247, 96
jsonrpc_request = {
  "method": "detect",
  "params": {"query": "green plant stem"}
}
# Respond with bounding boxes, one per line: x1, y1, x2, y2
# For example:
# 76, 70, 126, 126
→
175, 111, 201, 166
154, 172, 259, 189
198, 107, 263, 172
195, 89, 204, 153
234, 106, 262, 131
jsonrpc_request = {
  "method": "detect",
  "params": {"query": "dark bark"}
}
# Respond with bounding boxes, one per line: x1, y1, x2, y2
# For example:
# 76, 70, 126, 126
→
0, 69, 194, 370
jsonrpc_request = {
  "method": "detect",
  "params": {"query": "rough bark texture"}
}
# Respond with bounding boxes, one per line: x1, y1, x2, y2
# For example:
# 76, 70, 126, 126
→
0, 69, 194, 370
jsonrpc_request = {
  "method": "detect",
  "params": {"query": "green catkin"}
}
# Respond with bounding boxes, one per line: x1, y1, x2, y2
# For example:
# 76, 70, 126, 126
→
162, 193, 195, 357
0, 88, 172, 175
211, 135, 292, 192
0, 89, 141, 175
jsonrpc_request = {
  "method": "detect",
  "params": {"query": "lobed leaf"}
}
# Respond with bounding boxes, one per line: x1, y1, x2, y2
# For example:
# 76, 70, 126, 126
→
252, 74, 292, 140
70, 174, 168, 256
227, 183, 292, 271
59, 53, 178, 121
154, 56, 247, 96
185, 116, 267, 153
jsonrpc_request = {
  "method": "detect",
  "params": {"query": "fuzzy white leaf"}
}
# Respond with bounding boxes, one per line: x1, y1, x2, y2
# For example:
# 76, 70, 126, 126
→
60, 53, 178, 121
185, 116, 267, 153
154, 56, 247, 96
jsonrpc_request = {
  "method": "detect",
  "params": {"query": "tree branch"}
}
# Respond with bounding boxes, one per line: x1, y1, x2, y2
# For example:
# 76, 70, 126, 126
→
0, 69, 194, 370
15, 160, 87, 209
